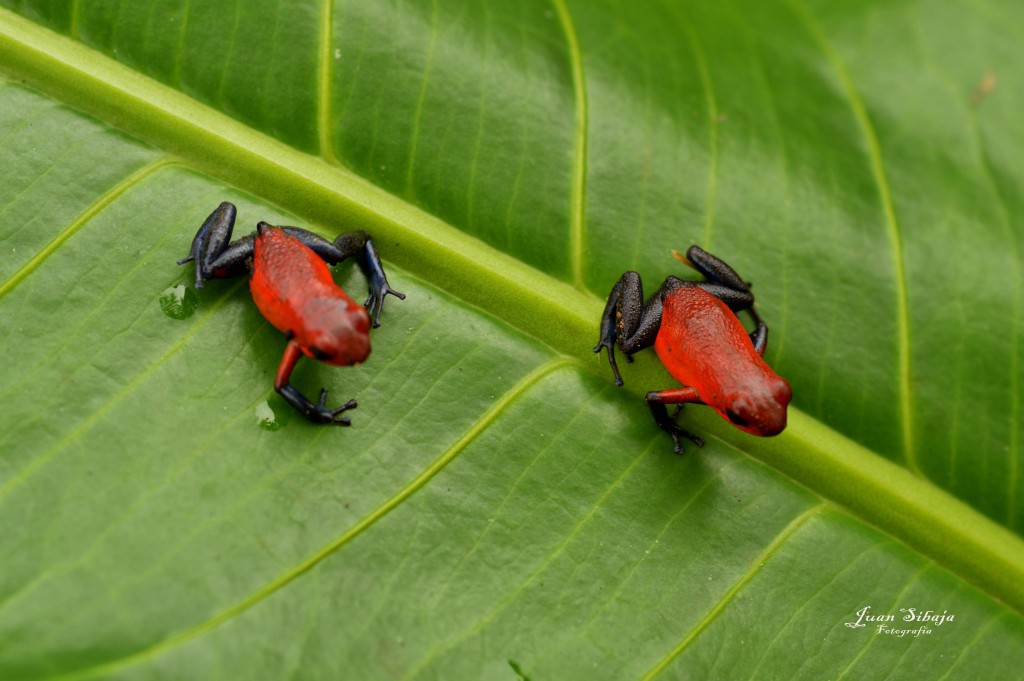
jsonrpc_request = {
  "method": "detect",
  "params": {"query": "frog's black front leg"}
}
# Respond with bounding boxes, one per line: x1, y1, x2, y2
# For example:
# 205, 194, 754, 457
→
646, 387, 706, 454
275, 225, 406, 327
274, 339, 357, 425
679, 245, 767, 356
177, 202, 254, 288
593, 271, 664, 386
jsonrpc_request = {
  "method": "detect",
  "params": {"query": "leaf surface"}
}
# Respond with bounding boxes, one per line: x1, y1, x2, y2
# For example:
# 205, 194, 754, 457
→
0, 1, 1022, 679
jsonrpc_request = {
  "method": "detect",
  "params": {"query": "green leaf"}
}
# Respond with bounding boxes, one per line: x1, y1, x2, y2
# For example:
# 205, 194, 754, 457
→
0, 1, 1022, 679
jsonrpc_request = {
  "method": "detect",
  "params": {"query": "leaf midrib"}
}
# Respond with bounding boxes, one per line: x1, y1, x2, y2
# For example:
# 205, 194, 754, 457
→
0, 7, 1021, 615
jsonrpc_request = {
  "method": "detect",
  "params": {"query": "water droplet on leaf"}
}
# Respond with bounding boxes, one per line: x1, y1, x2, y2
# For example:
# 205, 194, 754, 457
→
159, 284, 198, 319
255, 400, 280, 431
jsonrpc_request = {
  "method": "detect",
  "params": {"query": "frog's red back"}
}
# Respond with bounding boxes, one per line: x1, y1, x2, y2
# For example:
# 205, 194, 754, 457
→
250, 227, 370, 367
654, 285, 790, 436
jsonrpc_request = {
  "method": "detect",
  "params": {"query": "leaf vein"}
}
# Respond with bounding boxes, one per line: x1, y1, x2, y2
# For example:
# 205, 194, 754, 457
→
542, 455, 739, 664
932, 611, 1004, 681
662, 0, 719, 250
423, 381, 620, 614
639, 503, 825, 680
401, 430, 665, 680
550, 0, 588, 289
785, 0, 915, 472
404, 0, 439, 195
832, 558, 929, 681
171, 0, 191, 88
0, 275, 246, 506
41, 356, 577, 681
316, 0, 336, 164
0, 156, 172, 300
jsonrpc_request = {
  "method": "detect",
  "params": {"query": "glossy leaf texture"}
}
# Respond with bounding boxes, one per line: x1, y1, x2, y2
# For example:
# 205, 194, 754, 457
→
0, 1, 1022, 679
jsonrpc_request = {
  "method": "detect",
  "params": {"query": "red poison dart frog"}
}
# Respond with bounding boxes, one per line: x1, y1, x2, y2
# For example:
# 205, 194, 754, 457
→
178, 202, 405, 425
594, 246, 791, 452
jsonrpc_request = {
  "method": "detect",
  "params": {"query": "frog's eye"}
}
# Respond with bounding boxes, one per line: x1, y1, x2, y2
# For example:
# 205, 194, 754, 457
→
725, 408, 749, 427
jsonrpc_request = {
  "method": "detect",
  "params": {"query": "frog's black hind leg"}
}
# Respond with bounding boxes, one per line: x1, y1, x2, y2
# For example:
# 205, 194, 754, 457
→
177, 202, 254, 288
593, 271, 665, 386
272, 224, 406, 327
678, 246, 767, 355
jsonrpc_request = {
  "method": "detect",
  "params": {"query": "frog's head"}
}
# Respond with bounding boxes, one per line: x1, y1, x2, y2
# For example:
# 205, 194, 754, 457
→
303, 301, 371, 367
717, 375, 791, 437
